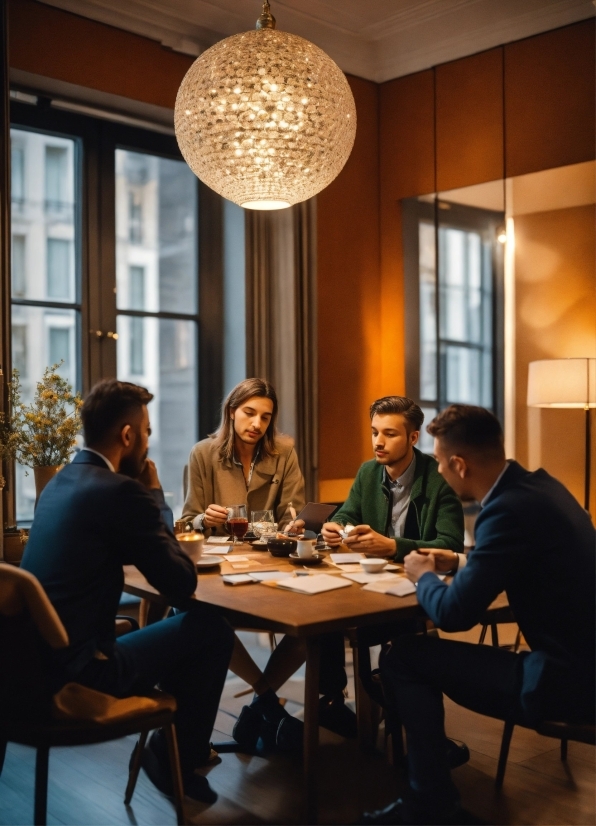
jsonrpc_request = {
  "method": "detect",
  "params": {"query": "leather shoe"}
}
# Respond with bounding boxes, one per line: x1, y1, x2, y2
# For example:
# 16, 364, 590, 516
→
275, 715, 304, 752
357, 797, 464, 825
446, 738, 470, 769
319, 694, 358, 738
232, 705, 262, 751
131, 730, 218, 805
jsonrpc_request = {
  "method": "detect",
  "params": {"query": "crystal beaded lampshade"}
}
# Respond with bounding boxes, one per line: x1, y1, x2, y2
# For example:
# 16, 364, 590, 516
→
174, 18, 356, 210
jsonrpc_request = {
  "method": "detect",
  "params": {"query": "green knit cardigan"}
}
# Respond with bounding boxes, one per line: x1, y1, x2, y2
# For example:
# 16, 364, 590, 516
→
332, 448, 464, 561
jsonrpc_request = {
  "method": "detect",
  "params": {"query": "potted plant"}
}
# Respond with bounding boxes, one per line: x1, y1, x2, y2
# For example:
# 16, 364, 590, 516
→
0, 364, 83, 507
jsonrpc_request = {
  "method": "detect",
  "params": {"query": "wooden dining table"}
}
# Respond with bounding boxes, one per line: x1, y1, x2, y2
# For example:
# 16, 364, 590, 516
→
123, 545, 427, 823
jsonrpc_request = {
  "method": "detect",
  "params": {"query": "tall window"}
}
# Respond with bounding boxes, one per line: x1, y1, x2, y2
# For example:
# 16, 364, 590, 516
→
10, 128, 80, 521
116, 149, 199, 513
404, 198, 503, 451
9, 100, 222, 523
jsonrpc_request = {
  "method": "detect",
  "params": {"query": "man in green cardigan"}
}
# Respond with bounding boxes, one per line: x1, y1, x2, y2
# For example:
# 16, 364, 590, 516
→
317, 396, 467, 750
322, 396, 465, 567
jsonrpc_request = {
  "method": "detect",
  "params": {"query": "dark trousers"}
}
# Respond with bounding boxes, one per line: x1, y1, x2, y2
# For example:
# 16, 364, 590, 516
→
74, 605, 234, 773
381, 634, 534, 817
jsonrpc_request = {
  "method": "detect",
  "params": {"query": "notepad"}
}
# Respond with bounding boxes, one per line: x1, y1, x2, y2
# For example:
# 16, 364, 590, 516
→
249, 571, 293, 582
276, 573, 353, 595
363, 578, 417, 596
329, 553, 365, 564
205, 536, 231, 544
341, 572, 403, 585
204, 545, 232, 554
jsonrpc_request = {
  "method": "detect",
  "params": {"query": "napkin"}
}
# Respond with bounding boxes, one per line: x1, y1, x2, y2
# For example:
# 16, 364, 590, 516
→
341, 572, 402, 585
329, 553, 365, 564
203, 545, 232, 554
276, 574, 353, 595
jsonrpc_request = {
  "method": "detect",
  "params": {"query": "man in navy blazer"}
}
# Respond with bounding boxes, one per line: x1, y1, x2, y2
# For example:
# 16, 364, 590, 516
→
361, 404, 595, 825
22, 379, 234, 806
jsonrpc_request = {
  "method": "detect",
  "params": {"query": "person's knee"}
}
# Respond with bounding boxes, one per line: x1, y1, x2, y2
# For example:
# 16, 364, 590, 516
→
182, 605, 234, 653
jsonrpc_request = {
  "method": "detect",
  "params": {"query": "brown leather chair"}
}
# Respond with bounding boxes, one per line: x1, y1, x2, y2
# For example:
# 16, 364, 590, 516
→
0, 563, 186, 826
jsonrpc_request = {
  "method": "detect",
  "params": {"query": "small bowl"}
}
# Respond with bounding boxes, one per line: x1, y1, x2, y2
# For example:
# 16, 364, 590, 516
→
266, 537, 297, 557
359, 558, 387, 574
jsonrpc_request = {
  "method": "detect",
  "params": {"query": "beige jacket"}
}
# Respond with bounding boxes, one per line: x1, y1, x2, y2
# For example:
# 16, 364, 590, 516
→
181, 434, 306, 534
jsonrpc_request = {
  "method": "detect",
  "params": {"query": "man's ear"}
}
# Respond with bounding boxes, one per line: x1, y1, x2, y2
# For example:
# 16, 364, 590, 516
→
450, 455, 468, 479
410, 429, 420, 446
120, 423, 133, 448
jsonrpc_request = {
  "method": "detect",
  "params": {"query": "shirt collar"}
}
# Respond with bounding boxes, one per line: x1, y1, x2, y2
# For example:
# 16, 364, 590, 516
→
481, 461, 511, 507
384, 454, 416, 490
81, 447, 115, 473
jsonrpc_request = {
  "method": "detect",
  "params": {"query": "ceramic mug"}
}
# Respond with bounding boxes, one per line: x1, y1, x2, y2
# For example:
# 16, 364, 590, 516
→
177, 531, 204, 563
296, 539, 315, 559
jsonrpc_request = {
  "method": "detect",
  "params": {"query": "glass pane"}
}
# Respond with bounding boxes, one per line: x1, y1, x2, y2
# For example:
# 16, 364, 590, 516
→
115, 149, 198, 315
10, 129, 77, 302
418, 406, 438, 455
441, 344, 491, 406
11, 306, 80, 522
419, 220, 437, 401
117, 316, 197, 518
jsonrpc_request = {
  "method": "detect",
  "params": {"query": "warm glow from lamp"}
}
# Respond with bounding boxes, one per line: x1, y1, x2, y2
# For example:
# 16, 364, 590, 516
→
174, 1, 356, 210
527, 359, 596, 408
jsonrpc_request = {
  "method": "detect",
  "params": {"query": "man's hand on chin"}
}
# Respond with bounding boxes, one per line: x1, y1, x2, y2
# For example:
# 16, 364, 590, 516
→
138, 458, 161, 490
404, 550, 436, 583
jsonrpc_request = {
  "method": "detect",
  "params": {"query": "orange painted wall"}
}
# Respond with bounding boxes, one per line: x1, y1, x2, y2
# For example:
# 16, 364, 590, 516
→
317, 76, 380, 492
8, 0, 192, 108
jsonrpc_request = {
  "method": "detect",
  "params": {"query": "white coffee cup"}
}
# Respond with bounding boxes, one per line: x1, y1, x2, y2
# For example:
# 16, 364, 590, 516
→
177, 532, 204, 563
360, 558, 387, 574
296, 539, 315, 559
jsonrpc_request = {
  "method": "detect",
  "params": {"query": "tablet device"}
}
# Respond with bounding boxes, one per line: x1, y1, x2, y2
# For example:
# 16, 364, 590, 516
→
296, 502, 338, 534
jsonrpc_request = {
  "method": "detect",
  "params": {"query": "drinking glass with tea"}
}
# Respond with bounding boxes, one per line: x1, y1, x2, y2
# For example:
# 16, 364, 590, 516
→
228, 504, 249, 546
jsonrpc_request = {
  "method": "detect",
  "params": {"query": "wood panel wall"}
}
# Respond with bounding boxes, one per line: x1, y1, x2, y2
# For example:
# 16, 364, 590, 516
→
8, 0, 192, 108
317, 76, 380, 499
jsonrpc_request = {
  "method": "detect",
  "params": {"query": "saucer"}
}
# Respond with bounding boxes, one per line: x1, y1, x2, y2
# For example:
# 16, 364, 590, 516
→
288, 552, 325, 566
249, 540, 269, 549
196, 555, 224, 568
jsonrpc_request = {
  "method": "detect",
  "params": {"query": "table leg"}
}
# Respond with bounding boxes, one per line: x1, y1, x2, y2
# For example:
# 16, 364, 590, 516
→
304, 636, 321, 825
139, 597, 169, 627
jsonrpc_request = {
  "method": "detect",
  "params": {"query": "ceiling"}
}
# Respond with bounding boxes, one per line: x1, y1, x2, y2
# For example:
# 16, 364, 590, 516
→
40, 0, 594, 83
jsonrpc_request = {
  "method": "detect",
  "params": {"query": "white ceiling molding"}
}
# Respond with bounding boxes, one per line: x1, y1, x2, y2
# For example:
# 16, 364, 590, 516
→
38, 0, 595, 83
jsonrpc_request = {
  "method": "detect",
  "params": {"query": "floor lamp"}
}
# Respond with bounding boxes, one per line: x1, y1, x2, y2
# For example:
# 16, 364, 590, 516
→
527, 358, 596, 514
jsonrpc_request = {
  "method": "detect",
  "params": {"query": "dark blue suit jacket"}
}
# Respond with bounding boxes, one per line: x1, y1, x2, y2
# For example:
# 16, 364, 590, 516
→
417, 461, 595, 721
22, 451, 197, 677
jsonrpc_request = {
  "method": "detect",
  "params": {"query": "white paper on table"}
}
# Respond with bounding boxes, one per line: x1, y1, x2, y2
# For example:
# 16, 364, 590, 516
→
329, 553, 365, 564
203, 545, 232, 554
341, 572, 403, 585
249, 571, 293, 582
205, 536, 231, 544
276, 573, 353, 595
363, 574, 446, 597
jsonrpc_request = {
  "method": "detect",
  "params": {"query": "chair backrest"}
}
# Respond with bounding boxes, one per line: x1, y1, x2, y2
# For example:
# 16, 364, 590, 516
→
0, 563, 69, 721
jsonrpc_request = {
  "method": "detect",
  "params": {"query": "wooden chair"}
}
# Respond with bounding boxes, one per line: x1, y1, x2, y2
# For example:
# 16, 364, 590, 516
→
496, 717, 596, 789
0, 563, 186, 826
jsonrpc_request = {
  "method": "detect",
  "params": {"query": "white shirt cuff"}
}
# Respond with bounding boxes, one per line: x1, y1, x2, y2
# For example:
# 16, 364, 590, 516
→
456, 552, 467, 570
193, 514, 205, 531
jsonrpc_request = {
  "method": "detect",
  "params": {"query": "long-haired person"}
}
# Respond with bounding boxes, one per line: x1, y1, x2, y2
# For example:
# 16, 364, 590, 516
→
183, 378, 308, 752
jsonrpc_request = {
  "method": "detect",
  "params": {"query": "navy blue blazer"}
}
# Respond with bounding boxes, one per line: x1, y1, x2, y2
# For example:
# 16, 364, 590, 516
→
417, 461, 595, 721
21, 451, 197, 677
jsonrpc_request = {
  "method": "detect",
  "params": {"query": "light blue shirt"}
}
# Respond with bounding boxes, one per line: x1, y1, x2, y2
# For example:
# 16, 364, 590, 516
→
385, 455, 417, 538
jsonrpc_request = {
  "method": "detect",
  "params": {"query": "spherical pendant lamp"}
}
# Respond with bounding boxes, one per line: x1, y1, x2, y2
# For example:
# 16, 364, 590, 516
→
174, 1, 357, 210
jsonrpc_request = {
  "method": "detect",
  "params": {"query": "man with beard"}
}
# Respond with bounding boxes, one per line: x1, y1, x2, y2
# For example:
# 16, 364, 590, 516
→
21, 379, 234, 807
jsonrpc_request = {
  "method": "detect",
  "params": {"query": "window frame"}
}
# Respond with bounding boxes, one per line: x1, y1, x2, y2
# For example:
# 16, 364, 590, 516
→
402, 196, 505, 423
8, 98, 225, 524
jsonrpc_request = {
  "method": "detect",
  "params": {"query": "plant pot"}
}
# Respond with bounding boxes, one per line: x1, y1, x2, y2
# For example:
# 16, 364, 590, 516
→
34, 465, 62, 509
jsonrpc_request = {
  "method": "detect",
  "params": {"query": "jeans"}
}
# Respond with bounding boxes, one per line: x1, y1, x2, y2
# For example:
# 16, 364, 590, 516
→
73, 604, 234, 773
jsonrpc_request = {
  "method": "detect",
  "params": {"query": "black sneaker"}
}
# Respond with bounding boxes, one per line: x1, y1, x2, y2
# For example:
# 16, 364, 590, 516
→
319, 694, 358, 738
446, 738, 470, 769
131, 730, 218, 805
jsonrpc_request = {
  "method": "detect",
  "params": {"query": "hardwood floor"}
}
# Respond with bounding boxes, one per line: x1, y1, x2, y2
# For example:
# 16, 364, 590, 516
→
1, 627, 594, 825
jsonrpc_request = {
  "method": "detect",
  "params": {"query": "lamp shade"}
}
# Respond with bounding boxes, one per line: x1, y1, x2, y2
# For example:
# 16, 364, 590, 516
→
527, 358, 596, 408
174, 26, 356, 210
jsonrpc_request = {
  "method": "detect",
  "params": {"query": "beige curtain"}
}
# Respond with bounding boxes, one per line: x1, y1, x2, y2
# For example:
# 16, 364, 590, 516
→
245, 200, 318, 502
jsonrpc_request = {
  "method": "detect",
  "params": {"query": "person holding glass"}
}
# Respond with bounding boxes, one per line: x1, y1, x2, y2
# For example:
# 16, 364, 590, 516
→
182, 378, 309, 752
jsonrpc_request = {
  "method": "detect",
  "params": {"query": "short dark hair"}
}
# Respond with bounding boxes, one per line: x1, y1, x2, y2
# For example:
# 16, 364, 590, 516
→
369, 396, 424, 433
81, 379, 153, 447
427, 404, 505, 458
